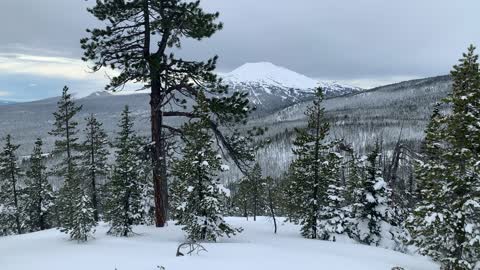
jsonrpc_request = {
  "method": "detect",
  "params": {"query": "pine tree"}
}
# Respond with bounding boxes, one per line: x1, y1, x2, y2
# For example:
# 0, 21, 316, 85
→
81, 114, 109, 222
247, 163, 266, 221
171, 92, 240, 241
317, 150, 348, 241
50, 86, 82, 178
58, 152, 97, 242
285, 87, 344, 240
23, 138, 54, 232
440, 45, 480, 270
345, 152, 365, 207
81, 0, 257, 227
136, 144, 155, 225
0, 135, 23, 235
231, 178, 251, 219
353, 144, 396, 246
231, 164, 267, 221
50, 86, 96, 241
104, 106, 145, 236
69, 193, 97, 242
410, 46, 480, 270
407, 104, 448, 260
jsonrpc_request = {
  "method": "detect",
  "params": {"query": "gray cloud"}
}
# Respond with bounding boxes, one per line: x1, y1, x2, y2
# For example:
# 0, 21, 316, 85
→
1, 0, 480, 86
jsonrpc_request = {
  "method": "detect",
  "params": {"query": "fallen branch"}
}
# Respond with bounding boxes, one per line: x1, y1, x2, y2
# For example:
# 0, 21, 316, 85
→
176, 241, 208, 257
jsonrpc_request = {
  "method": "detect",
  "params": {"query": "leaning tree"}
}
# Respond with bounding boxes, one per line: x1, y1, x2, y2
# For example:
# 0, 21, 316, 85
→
81, 0, 257, 227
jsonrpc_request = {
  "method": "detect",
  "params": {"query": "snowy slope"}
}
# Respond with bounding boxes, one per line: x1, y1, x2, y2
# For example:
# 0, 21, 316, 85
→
0, 217, 438, 270
223, 62, 362, 113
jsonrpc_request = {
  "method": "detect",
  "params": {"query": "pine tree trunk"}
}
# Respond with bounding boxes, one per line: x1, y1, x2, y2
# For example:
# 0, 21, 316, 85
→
243, 198, 248, 220
144, 0, 168, 228
150, 73, 168, 227
123, 186, 131, 237
64, 106, 72, 172
310, 106, 322, 239
268, 189, 277, 234
453, 162, 467, 267
253, 196, 257, 221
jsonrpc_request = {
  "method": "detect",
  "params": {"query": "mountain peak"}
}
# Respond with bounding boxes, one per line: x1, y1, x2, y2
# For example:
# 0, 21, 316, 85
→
84, 91, 113, 98
224, 62, 319, 89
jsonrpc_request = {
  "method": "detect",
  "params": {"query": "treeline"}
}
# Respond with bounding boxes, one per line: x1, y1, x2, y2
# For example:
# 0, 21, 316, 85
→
0, 87, 244, 243
229, 90, 406, 247
0, 87, 155, 239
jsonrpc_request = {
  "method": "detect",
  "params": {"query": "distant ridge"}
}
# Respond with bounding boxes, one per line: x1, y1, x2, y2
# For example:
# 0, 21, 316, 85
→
0, 100, 17, 106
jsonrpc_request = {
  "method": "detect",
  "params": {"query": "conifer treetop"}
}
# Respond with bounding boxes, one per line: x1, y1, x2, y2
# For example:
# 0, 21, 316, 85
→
81, 0, 259, 175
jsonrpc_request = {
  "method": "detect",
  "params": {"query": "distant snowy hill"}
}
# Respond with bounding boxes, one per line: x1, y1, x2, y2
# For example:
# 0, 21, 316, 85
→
83, 91, 113, 99
0, 100, 17, 106
222, 62, 362, 112
245, 75, 453, 178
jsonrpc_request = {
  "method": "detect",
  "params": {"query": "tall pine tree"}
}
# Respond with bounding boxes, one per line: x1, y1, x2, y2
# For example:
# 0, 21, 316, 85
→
104, 106, 146, 236
245, 163, 266, 221
50, 86, 96, 241
410, 45, 480, 270
23, 138, 54, 232
81, 0, 257, 227
407, 104, 448, 261
81, 114, 109, 222
0, 135, 23, 235
50, 86, 82, 178
285, 87, 345, 240
440, 45, 480, 270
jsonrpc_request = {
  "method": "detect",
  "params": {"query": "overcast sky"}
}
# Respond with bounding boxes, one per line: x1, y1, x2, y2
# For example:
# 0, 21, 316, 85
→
1, 0, 480, 101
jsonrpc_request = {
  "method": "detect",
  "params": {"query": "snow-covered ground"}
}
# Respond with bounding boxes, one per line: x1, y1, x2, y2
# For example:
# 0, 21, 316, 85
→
0, 217, 438, 270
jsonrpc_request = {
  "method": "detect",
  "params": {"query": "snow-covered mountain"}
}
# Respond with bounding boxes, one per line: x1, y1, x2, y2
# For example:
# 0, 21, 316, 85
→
83, 90, 113, 99
222, 62, 362, 113
98, 62, 360, 113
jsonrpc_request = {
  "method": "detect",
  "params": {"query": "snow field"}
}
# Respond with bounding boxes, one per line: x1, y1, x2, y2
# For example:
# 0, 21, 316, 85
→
0, 217, 438, 270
